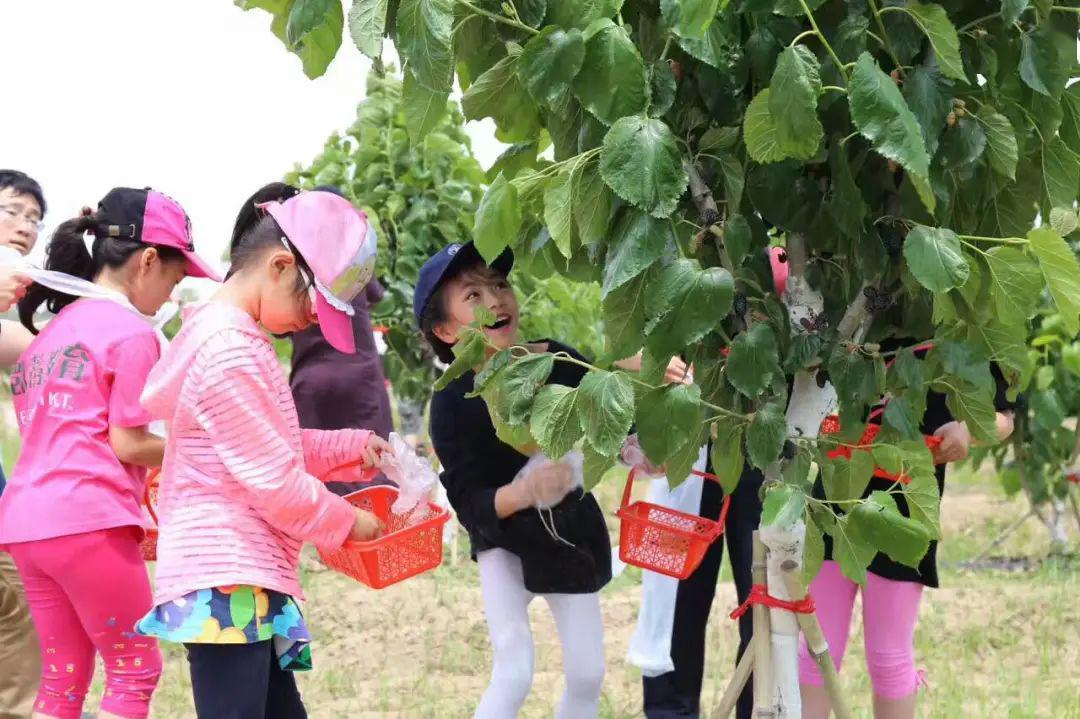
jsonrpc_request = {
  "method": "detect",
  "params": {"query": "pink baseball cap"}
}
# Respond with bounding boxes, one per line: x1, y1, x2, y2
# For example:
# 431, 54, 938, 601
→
259, 191, 377, 354
769, 246, 789, 297
96, 187, 221, 281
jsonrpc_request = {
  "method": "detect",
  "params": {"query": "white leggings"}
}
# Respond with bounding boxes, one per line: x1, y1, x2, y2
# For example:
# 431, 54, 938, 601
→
474, 548, 605, 719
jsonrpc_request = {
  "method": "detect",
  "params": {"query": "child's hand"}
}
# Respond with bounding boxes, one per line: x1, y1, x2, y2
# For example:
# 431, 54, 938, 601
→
359, 435, 392, 469
931, 421, 971, 464
348, 508, 384, 542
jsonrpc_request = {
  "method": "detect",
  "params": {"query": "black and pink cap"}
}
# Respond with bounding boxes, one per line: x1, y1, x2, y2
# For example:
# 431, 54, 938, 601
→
96, 187, 221, 281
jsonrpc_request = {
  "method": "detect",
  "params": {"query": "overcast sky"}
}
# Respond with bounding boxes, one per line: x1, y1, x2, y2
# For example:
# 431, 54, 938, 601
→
0, 1, 505, 294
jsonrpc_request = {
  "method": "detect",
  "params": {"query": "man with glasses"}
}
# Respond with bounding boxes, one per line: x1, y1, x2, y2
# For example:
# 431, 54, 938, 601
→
0, 169, 43, 718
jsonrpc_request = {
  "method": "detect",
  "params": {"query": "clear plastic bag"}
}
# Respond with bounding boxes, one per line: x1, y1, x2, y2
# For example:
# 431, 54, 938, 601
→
379, 432, 439, 520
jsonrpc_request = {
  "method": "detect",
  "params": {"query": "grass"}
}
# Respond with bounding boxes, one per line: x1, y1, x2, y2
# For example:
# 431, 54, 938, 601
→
67, 465, 1080, 718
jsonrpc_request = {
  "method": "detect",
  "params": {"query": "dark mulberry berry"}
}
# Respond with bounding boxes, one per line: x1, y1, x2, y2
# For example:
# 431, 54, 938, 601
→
733, 293, 747, 316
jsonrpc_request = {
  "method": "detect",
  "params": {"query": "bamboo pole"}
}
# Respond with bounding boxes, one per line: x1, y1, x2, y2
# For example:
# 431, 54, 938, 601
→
779, 563, 854, 719
751, 532, 776, 717
711, 643, 756, 719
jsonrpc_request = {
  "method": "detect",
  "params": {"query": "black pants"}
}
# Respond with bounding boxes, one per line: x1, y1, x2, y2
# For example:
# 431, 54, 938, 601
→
643, 466, 764, 719
186, 641, 307, 719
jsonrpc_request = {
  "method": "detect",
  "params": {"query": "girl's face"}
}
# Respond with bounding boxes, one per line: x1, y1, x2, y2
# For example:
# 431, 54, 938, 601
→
128, 248, 186, 315
433, 266, 519, 353
256, 248, 319, 335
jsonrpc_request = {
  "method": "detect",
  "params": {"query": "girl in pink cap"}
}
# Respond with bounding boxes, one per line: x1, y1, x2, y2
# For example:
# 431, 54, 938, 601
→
135, 190, 387, 719
0, 188, 218, 719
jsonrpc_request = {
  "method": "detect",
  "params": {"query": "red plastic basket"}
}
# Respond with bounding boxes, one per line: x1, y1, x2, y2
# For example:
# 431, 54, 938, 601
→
318, 486, 450, 589
616, 469, 731, 580
139, 469, 160, 562
820, 413, 942, 484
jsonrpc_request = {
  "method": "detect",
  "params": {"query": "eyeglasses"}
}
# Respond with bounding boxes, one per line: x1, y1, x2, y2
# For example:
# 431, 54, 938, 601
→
0, 205, 44, 233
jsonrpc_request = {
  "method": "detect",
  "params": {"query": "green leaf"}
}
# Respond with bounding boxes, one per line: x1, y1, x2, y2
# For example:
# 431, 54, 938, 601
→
530, 385, 584, 458
717, 153, 745, 210
462, 57, 542, 142
486, 143, 539, 182
1061, 84, 1080, 151
768, 45, 823, 160
665, 426, 708, 486
970, 322, 1033, 391
803, 519, 826, 585
726, 323, 782, 398
547, 0, 622, 29
636, 384, 704, 465
402, 70, 448, 143
699, 126, 740, 153
497, 353, 555, 425
743, 89, 787, 164
944, 380, 998, 443
572, 19, 649, 125
1041, 137, 1080, 210
1028, 227, 1080, 335
761, 484, 805, 527
902, 63, 954, 156
348, 0, 387, 58
850, 492, 931, 568
1020, 27, 1067, 98
1002, 0, 1029, 24
832, 514, 877, 584
577, 370, 636, 456
822, 452, 875, 503
468, 349, 512, 398
644, 259, 734, 359
903, 225, 970, 292
828, 143, 867, 240
938, 116, 987, 170
434, 329, 486, 391
978, 107, 1018, 181
675, 15, 739, 68
899, 444, 940, 537
849, 53, 934, 213
396, 0, 455, 91
649, 61, 677, 118
828, 344, 878, 407
574, 164, 614, 245
602, 269, 650, 361
711, 423, 745, 495
883, 395, 921, 440
724, 214, 752, 265
285, 0, 345, 79
600, 116, 688, 218
473, 172, 521, 263
518, 27, 587, 107
661, 0, 720, 39
984, 247, 1044, 325
544, 164, 576, 258
903, 2, 966, 83
583, 443, 616, 491
746, 401, 787, 470
1049, 207, 1078, 237
602, 209, 673, 296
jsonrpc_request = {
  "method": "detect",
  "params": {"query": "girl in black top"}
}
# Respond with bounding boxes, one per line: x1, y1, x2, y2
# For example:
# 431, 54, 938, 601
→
418, 242, 610, 718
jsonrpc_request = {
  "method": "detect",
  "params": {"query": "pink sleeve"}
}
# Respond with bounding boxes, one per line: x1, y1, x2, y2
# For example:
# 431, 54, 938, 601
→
192, 343, 355, 551
301, 429, 376, 482
107, 332, 159, 428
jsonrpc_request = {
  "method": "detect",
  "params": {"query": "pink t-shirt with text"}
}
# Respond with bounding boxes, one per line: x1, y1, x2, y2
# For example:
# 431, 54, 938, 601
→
0, 299, 159, 544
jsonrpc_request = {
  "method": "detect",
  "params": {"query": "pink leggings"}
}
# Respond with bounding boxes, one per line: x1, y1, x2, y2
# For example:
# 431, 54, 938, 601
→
798, 560, 924, 700
8, 527, 162, 719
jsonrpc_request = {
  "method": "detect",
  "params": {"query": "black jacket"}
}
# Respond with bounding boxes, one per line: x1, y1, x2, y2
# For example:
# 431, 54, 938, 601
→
430, 340, 612, 594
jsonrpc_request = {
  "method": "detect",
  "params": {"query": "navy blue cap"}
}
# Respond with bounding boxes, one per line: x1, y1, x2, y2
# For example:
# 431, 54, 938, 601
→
413, 242, 514, 326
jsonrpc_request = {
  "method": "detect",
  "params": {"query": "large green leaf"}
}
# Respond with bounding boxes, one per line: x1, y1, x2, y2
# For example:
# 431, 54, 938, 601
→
1062, 85, 1080, 152
285, 0, 345, 79
572, 19, 649, 125
804, 519, 826, 584
547, 0, 623, 29
396, 0, 454, 91
849, 53, 934, 212
518, 27, 587, 107
583, 443, 616, 492
461, 57, 542, 142
944, 380, 998, 443
768, 45, 823, 160
984, 247, 1044, 325
530, 385, 584, 458
978, 107, 1019, 181
644, 259, 734, 359
636, 383, 704, 465
1019, 27, 1067, 98
661, 0, 720, 39
822, 452, 875, 503
711, 423, 745, 495
828, 143, 867, 240
832, 514, 877, 584
602, 270, 650, 361
761, 484, 806, 527
1041, 137, 1080, 210
600, 116, 688, 218
746, 401, 787, 470
434, 328, 487, 391
577, 370, 636, 456
828, 344, 879, 407
676, 14, 740, 68
402, 70, 448, 143
900, 444, 940, 538
743, 89, 788, 164
348, 0, 388, 59
1028, 227, 1080, 335
726, 323, 782, 398
496, 353, 556, 425
574, 164, 613, 245
544, 164, 577, 258
602, 209, 673, 296
904, 2, 966, 83
850, 491, 931, 568
903, 225, 970, 292
902, 63, 954, 156
473, 172, 521, 262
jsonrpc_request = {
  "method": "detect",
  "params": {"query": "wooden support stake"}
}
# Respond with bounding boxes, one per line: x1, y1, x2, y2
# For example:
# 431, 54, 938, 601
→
711, 644, 756, 719
751, 532, 775, 717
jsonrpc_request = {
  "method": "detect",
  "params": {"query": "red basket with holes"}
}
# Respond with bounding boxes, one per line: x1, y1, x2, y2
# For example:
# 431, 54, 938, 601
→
318, 486, 450, 589
616, 469, 731, 580
820, 413, 942, 484
139, 469, 160, 562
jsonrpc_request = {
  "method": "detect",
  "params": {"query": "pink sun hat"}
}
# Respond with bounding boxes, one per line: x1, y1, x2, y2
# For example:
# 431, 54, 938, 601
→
258, 191, 377, 354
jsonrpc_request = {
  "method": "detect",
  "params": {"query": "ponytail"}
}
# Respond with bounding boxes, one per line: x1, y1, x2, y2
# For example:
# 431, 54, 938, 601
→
18, 210, 184, 333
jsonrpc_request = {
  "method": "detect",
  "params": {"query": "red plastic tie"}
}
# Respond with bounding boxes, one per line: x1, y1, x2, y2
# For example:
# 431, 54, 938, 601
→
730, 583, 815, 620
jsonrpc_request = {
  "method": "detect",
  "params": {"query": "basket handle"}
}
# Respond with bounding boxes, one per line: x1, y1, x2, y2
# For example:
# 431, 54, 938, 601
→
621, 467, 724, 511
144, 469, 160, 525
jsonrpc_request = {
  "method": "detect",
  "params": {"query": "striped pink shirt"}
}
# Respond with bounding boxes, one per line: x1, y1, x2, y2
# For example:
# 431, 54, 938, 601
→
141, 302, 372, 603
